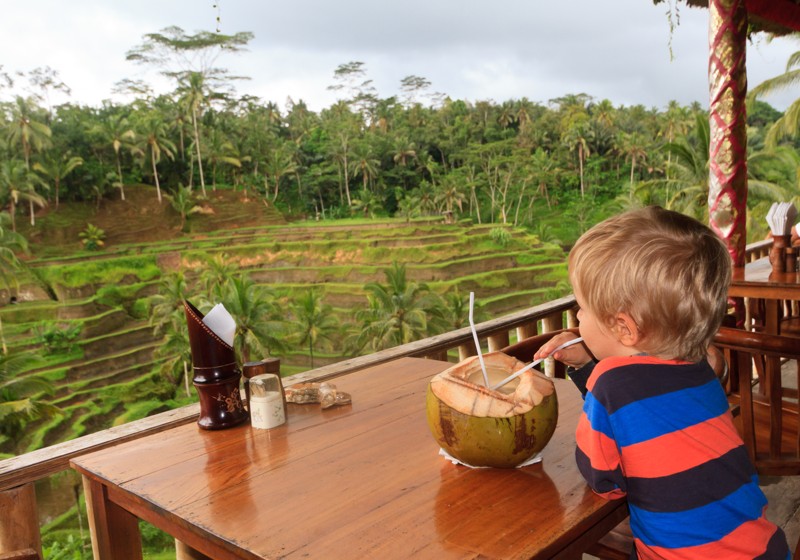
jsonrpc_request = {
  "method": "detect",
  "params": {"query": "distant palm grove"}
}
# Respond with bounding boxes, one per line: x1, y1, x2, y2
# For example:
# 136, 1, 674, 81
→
0, 27, 797, 246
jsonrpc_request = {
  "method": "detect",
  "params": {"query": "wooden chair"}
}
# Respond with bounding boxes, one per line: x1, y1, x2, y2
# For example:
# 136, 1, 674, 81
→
713, 327, 800, 476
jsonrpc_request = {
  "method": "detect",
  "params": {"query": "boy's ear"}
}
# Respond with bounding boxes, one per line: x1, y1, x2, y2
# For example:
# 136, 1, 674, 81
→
612, 312, 641, 347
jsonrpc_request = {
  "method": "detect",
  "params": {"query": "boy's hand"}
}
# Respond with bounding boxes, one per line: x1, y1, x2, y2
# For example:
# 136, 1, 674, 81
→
533, 332, 591, 369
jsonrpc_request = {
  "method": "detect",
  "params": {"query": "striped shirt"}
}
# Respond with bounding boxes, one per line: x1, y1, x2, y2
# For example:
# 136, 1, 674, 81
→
575, 355, 790, 559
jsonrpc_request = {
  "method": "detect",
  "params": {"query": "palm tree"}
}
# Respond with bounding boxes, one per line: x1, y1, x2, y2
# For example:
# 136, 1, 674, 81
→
329, 129, 354, 206
0, 160, 47, 231
748, 39, 800, 148
33, 151, 83, 209
90, 113, 135, 201
133, 112, 177, 203
0, 351, 60, 444
149, 271, 189, 338
619, 132, 649, 200
350, 262, 446, 353
6, 96, 52, 171
202, 129, 241, 189
562, 122, 591, 198
178, 72, 211, 196
198, 253, 237, 301
264, 143, 298, 201
154, 312, 192, 397
348, 141, 380, 193
351, 188, 382, 218
289, 289, 338, 368
0, 212, 28, 354
434, 176, 466, 217
220, 274, 286, 364
653, 115, 787, 222
166, 185, 202, 232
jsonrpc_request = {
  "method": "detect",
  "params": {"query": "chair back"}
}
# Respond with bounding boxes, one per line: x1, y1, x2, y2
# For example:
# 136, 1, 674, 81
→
713, 327, 800, 476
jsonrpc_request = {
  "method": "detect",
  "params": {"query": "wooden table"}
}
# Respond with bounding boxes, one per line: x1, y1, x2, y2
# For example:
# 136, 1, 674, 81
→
730, 257, 800, 334
71, 357, 628, 560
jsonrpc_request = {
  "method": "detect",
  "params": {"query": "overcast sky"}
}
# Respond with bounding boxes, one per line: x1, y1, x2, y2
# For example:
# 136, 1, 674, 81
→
2, 0, 798, 113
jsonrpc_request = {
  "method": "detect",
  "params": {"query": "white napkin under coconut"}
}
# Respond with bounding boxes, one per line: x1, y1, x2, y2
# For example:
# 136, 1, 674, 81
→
438, 448, 543, 468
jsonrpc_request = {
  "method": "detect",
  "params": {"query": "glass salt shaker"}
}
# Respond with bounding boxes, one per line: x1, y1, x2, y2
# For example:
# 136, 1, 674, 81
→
249, 374, 286, 430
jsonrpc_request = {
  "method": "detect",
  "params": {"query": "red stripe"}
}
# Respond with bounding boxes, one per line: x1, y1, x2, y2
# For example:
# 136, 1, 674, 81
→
635, 512, 781, 559
576, 414, 620, 472
621, 414, 743, 478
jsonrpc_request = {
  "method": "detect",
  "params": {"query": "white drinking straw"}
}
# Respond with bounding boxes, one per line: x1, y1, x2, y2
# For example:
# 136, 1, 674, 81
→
468, 292, 490, 387
490, 337, 584, 391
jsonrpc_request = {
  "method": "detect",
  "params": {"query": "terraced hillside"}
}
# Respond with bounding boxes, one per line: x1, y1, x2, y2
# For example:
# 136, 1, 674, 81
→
2, 187, 568, 456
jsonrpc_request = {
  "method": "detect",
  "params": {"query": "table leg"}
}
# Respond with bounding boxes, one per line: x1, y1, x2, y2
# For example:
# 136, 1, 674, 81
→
765, 299, 780, 336
81, 476, 142, 560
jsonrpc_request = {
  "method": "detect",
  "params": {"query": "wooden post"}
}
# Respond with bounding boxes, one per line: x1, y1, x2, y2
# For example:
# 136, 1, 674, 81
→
708, 0, 748, 266
567, 308, 579, 329
0, 483, 42, 558
176, 540, 213, 560
487, 331, 510, 352
542, 313, 563, 334
458, 343, 476, 361
515, 323, 538, 344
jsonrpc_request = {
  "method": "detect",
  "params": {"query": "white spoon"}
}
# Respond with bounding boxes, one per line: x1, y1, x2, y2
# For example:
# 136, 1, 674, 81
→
490, 337, 584, 391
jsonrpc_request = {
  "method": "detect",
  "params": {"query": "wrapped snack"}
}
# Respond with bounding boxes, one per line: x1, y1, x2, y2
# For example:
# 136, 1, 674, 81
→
285, 382, 352, 409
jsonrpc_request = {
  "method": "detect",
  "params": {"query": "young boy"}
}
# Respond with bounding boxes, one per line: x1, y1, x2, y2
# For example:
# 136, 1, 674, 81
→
534, 206, 790, 559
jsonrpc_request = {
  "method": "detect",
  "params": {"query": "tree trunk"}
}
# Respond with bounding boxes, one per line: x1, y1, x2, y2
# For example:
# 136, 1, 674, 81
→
193, 110, 207, 196
116, 155, 126, 201
9, 200, 16, 232
151, 148, 162, 203
578, 144, 585, 198
343, 155, 352, 207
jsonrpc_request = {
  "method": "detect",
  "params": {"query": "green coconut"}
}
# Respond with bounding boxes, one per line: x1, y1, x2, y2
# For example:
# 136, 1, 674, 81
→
426, 351, 558, 468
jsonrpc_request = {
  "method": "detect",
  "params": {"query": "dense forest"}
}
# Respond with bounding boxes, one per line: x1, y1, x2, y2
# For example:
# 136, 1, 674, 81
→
0, 27, 797, 250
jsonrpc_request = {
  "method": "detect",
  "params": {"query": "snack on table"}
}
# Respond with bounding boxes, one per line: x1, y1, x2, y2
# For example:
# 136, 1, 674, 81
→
285, 382, 352, 409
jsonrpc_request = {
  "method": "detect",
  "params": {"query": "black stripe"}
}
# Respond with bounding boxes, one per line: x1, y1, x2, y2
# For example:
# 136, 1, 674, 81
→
625, 446, 757, 512
575, 446, 627, 494
593, 360, 717, 413
754, 527, 790, 559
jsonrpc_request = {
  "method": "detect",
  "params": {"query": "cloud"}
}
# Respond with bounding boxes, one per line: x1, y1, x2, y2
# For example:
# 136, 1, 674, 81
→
1, 0, 796, 112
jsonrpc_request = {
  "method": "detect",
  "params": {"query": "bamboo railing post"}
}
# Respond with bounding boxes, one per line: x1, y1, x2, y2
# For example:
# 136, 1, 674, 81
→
542, 313, 567, 377
426, 350, 450, 362
567, 308, 579, 329
0, 483, 42, 558
458, 343, 476, 361
176, 540, 213, 560
487, 331, 510, 352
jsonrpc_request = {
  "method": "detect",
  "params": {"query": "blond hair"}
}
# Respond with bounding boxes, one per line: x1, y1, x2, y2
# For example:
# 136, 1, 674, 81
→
569, 206, 731, 362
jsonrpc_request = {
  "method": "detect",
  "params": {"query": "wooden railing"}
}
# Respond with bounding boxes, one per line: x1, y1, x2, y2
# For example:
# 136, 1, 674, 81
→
0, 239, 774, 557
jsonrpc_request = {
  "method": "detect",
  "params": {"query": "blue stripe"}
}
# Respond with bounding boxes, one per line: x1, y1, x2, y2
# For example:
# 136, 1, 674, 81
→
610, 379, 729, 446
583, 391, 614, 439
630, 475, 767, 548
